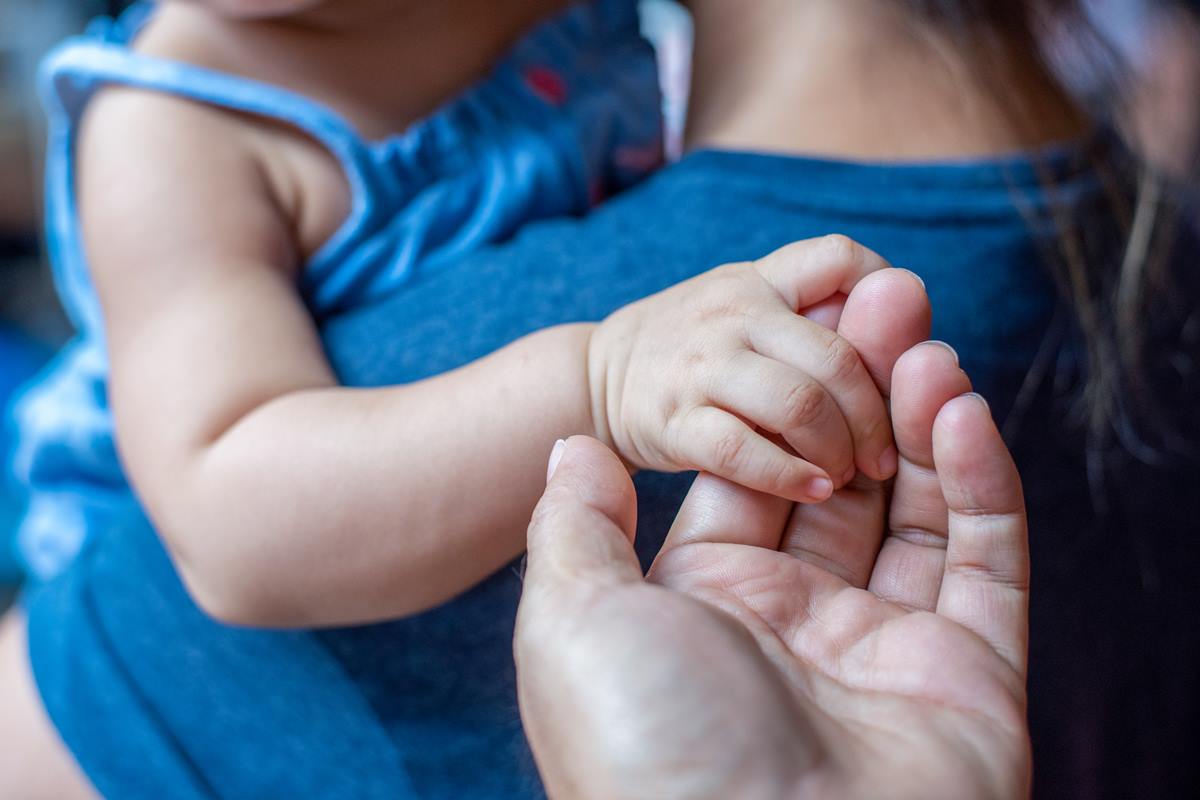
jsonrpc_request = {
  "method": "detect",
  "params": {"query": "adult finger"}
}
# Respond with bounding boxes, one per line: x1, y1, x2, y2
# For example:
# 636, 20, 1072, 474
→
934, 394, 1030, 677
516, 437, 644, 799
779, 477, 888, 587
779, 268, 932, 587
866, 342, 972, 610
653, 472, 794, 567
836, 268, 932, 397
523, 436, 643, 596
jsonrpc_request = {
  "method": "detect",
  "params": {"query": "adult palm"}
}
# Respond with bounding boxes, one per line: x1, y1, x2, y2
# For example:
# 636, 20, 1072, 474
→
648, 364, 1028, 799
515, 271, 1031, 799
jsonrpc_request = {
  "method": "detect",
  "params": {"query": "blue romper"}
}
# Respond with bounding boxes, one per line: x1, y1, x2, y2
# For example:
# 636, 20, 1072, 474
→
9, 0, 662, 581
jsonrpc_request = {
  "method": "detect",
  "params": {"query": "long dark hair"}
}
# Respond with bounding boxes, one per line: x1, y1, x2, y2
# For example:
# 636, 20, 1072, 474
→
903, 0, 1199, 477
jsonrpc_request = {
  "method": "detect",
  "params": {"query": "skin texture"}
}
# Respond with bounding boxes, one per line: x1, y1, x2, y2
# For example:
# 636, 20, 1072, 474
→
685, 0, 1087, 158
515, 288, 1031, 798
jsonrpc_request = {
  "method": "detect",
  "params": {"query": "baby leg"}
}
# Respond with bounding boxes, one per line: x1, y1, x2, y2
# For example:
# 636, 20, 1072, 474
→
0, 610, 98, 799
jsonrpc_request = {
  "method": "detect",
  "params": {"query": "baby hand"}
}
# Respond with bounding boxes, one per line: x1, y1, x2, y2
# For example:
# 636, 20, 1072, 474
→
589, 236, 903, 502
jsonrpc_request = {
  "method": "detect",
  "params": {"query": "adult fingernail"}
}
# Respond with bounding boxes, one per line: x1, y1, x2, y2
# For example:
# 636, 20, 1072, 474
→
964, 392, 991, 413
925, 340, 960, 365
897, 268, 926, 290
877, 445, 898, 477
546, 439, 567, 483
807, 476, 834, 501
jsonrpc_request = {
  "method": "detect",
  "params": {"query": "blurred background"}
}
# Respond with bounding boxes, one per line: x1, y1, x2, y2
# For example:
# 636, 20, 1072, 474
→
0, 0, 129, 608
0, 0, 1197, 611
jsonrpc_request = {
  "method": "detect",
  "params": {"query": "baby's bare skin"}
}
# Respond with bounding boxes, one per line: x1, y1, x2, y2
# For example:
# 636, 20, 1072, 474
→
137, 0, 570, 260
0, 612, 99, 799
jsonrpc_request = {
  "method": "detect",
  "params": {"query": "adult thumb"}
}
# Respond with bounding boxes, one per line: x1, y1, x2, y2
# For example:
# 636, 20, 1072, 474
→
523, 436, 643, 598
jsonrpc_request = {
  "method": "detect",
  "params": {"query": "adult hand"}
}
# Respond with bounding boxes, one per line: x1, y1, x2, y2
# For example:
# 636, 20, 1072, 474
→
515, 327, 1030, 798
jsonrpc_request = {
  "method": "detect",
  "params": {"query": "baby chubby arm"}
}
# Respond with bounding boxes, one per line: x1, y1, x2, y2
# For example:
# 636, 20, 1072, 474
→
84, 89, 906, 628
82, 89, 602, 627
168, 328, 598, 628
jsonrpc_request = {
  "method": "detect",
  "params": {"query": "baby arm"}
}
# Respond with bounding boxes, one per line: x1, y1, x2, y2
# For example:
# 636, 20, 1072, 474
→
83, 91, 901, 628
81, 91, 605, 627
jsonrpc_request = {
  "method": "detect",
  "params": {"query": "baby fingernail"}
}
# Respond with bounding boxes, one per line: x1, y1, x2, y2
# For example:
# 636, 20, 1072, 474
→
807, 477, 834, 500
546, 439, 566, 483
877, 445, 898, 477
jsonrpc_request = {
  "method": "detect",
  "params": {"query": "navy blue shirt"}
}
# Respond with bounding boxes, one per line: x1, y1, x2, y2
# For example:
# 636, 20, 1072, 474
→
27, 140, 1200, 799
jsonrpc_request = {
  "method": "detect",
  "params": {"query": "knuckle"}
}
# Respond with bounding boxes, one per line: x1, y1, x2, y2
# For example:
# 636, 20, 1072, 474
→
662, 402, 701, 464
856, 410, 890, 447
703, 263, 751, 296
781, 380, 828, 429
946, 558, 1029, 593
821, 336, 862, 384
765, 457, 800, 495
695, 298, 761, 339
694, 298, 737, 326
711, 428, 750, 474
693, 276, 747, 322
679, 347, 708, 371
714, 261, 750, 279
820, 233, 862, 266
768, 455, 796, 494
662, 396, 689, 436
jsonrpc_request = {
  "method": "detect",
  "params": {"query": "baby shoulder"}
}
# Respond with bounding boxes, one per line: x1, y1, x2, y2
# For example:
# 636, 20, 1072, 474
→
77, 85, 347, 268
75, 85, 298, 278
77, 85, 263, 202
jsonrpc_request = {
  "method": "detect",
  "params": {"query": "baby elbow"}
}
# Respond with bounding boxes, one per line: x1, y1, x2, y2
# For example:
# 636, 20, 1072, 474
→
171, 540, 296, 627
154, 507, 293, 626
176, 559, 270, 627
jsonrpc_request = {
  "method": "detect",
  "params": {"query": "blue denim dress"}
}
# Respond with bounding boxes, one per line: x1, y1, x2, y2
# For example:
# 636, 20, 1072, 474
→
8, 0, 662, 581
